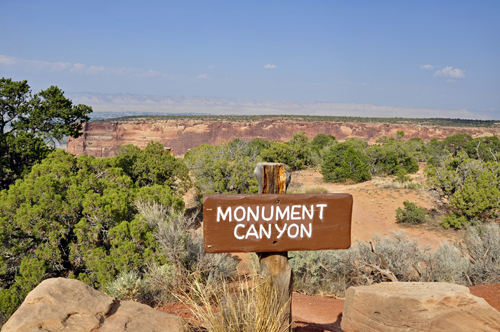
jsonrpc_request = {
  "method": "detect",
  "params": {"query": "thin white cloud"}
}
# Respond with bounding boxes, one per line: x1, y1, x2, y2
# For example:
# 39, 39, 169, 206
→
264, 64, 276, 69
87, 65, 106, 74
208, 65, 215, 69
70, 63, 85, 72
197, 73, 208, 79
434, 66, 465, 79
359, 82, 369, 86
0, 55, 19, 65
0, 54, 169, 78
420, 64, 435, 69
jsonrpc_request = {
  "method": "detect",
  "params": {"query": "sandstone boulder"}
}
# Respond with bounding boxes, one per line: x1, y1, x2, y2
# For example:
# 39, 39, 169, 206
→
2, 278, 187, 332
341, 282, 500, 332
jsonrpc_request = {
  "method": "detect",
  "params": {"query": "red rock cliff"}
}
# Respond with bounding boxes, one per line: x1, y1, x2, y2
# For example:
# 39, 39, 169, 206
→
66, 118, 500, 157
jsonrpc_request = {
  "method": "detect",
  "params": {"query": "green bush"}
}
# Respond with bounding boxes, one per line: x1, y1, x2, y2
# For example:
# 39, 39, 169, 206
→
0, 150, 183, 317
395, 201, 427, 224
116, 142, 191, 195
441, 214, 469, 229
321, 144, 371, 183
261, 132, 313, 170
426, 154, 500, 226
184, 140, 260, 194
366, 141, 420, 176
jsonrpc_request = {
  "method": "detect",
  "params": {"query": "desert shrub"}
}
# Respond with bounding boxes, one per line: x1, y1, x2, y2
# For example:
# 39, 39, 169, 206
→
366, 141, 420, 176
464, 136, 500, 162
449, 171, 500, 219
426, 138, 448, 167
115, 142, 191, 195
136, 201, 237, 304
441, 213, 470, 229
261, 132, 313, 170
291, 231, 469, 296
289, 250, 348, 295
443, 133, 474, 156
248, 138, 271, 155
321, 144, 371, 183
426, 153, 500, 227
311, 133, 336, 158
396, 201, 427, 224
104, 270, 146, 301
429, 243, 469, 283
393, 168, 412, 183
460, 223, 500, 285
185, 274, 290, 332
311, 133, 336, 151
0, 150, 176, 317
184, 140, 260, 194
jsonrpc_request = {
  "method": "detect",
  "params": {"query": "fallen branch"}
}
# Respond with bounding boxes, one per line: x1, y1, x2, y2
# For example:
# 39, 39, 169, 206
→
367, 241, 398, 282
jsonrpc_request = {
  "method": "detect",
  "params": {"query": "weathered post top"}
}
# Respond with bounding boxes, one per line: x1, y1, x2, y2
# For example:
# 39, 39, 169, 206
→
254, 162, 291, 194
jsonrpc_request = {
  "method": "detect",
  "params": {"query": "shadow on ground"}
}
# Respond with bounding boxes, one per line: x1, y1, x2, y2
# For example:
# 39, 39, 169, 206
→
293, 313, 343, 332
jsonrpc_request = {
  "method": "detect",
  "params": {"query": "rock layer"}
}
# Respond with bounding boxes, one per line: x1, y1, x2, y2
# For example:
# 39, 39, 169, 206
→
2, 278, 187, 332
341, 282, 500, 332
66, 118, 500, 157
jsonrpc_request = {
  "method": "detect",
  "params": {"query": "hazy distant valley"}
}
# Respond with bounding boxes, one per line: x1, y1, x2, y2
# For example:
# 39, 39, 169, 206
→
68, 92, 492, 120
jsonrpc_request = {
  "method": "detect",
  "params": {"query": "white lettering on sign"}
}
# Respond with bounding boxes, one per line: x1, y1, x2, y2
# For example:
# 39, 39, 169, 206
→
217, 207, 232, 222
276, 224, 287, 239
233, 223, 314, 240
234, 224, 245, 239
247, 206, 259, 222
260, 224, 271, 239
215, 203, 328, 240
234, 206, 246, 222
276, 206, 290, 221
262, 206, 273, 221
317, 204, 327, 219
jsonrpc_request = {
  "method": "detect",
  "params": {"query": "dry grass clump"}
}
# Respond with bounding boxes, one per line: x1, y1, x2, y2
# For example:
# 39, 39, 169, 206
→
372, 178, 421, 189
183, 274, 290, 332
287, 185, 329, 194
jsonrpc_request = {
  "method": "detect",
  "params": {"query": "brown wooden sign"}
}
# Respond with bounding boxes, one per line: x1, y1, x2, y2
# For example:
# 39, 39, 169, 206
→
203, 193, 353, 253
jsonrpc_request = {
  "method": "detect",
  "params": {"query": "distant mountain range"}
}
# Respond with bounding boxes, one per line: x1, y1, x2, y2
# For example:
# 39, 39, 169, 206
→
68, 92, 492, 120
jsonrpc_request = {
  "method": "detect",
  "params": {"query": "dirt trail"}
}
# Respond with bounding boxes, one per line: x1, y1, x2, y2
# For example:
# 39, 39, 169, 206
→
291, 168, 457, 247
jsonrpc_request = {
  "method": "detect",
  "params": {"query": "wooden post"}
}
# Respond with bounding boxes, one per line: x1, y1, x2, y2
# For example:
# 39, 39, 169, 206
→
254, 162, 292, 332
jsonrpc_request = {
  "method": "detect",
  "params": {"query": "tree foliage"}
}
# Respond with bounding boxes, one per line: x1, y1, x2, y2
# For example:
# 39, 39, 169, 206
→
396, 201, 427, 224
261, 132, 313, 170
115, 142, 191, 195
184, 139, 260, 194
0, 78, 92, 189
426, 152, 500, 228
367, 140, 420, 176
0, 150, 184, 317
321, 143, 371, 183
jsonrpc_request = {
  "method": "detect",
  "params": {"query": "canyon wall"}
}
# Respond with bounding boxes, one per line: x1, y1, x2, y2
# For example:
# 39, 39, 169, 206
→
66, 118, 500, 157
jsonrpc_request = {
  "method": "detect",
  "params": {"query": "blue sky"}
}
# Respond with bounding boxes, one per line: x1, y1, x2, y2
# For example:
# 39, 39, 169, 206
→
1, 1, 499, 118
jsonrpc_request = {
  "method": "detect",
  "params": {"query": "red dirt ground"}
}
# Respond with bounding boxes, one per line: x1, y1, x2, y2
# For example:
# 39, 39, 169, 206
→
170, 169, 500, 331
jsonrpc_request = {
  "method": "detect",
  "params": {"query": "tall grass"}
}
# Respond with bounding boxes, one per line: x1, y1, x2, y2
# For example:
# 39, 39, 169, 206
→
183, 275, 290, 332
